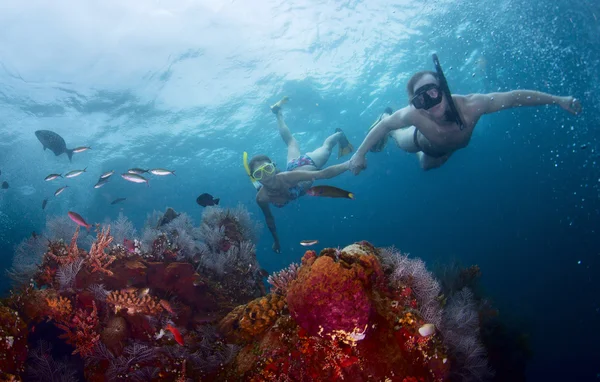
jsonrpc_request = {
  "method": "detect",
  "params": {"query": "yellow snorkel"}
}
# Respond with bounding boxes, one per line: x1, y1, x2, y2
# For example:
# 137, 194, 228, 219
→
243, 151, 262, 190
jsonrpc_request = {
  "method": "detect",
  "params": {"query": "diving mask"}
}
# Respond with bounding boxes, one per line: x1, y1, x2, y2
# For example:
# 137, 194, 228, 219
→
252, 162, 275, 180
411, 83, 443, 110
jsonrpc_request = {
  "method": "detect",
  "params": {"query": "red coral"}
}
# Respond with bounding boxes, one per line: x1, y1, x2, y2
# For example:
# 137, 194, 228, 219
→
286, 254, 372, 339
87, 226, 115, 276
56, 301, 100, 357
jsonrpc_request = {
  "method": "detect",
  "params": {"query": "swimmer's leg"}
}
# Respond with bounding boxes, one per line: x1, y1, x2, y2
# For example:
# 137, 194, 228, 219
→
390, 126, 420, 153
305, 131, 344, 169
418, 152, 451, 171
274, 110, 301, 163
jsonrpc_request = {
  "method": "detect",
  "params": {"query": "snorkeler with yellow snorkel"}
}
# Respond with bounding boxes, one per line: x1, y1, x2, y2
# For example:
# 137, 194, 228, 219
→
243, 96, 353, 253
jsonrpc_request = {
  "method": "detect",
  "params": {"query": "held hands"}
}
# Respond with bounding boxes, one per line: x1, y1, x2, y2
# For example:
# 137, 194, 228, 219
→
559, 96, 582, 115
348, 154, 366, 175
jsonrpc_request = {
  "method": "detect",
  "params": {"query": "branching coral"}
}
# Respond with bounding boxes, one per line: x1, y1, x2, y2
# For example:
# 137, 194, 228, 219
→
51, 301, 101, 358
47, 226, 83, 266
105, 289, 164, 316
86, 226, 115, 275
46, 296, 73, 323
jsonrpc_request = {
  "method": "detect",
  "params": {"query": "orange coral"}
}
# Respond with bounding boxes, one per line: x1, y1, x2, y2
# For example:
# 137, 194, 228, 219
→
106, 289, 164, 316
219, 294, 286, 342
45, 296, 73, 323
87, 226, 115, 276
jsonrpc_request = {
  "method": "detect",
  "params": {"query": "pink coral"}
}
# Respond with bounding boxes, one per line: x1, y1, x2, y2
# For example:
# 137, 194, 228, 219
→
286, 252, 372, 339
267, 262, 299, 295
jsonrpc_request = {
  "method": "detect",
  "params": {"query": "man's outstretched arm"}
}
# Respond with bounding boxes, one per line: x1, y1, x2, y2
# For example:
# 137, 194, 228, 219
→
465, 90, 582, 117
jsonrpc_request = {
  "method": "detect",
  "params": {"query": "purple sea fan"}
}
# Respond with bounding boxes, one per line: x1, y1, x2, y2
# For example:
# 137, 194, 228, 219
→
57, 258, 84, 291
380, 246, 443, 328
267, 262, 300, 295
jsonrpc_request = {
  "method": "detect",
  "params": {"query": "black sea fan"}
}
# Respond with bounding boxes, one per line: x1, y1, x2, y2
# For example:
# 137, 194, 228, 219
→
440, 288, 495, 382
26, 341, 79, 382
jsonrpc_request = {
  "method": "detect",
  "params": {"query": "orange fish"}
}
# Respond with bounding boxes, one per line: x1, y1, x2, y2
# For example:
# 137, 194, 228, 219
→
159, 299, 175, 315
165, 324, 184, 346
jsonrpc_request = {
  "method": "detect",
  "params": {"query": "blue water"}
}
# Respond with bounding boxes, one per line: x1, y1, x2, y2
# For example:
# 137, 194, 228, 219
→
1, 0, 599, 380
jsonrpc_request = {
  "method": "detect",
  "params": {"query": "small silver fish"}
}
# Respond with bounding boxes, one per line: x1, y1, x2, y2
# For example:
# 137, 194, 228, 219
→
99, 170, 114, 179
54, 186, 69, 196
44, 174, 62, 181
149, 168, 176, 176
94, 178, 110, 189
121, 173, 149, 186
64, 168, 87, 178
127, 168, 148, 175
300, 240, 319, 247
73, 146, 91, 153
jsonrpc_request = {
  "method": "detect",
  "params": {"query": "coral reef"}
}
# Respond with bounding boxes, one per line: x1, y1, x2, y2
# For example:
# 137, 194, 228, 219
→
218, 241, 451, 381
2, 203, 515, 381
0, 205, 264, 381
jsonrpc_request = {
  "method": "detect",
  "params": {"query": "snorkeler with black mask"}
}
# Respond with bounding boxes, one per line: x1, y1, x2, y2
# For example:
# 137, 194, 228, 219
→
349, 54, 582, 171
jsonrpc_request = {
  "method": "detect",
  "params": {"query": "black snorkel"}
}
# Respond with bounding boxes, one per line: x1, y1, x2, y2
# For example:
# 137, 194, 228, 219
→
432, 54, 465, 131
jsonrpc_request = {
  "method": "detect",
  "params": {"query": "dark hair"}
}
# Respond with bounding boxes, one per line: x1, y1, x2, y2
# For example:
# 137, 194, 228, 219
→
248, 155, 272, 173
406, 71, 438, 100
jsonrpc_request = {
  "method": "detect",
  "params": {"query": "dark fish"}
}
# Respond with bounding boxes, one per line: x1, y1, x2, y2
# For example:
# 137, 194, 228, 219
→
157, 207, 180, 227
34, 130, 74, 161
1, 181, 8, 189
306, 185, 354, 199
32, 231, 37, 239
42, 198, 48, 210
196, 193, 220, 207
127, 168, 149, 175
111, 197, 126, 205
580, 143, 588, 150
